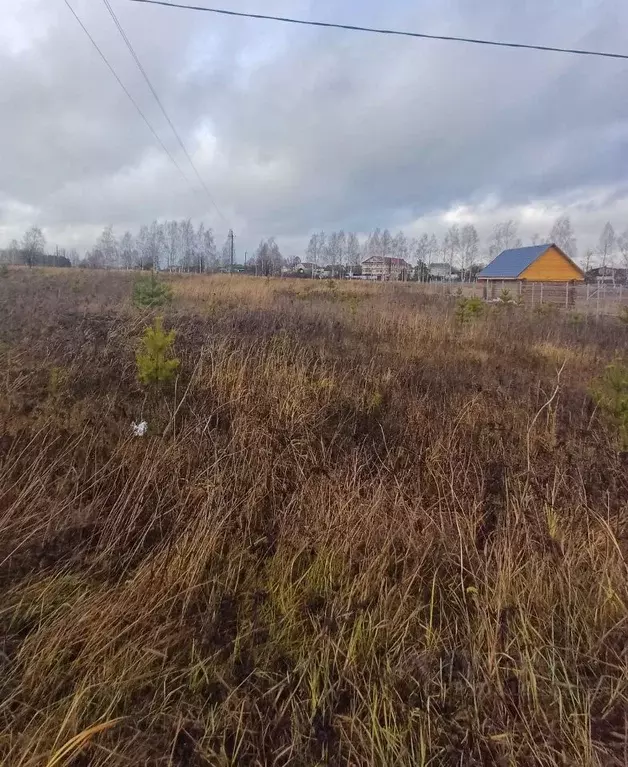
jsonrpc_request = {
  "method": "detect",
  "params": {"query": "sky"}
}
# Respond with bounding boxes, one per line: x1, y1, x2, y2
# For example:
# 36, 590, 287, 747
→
1, 0, 628, 262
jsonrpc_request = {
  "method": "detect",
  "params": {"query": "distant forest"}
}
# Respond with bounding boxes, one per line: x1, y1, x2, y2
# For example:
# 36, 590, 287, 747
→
2, 215, 628, 276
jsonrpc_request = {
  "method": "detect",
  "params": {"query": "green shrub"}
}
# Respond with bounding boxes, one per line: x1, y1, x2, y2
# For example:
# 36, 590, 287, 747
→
136, 317, 180, 386
455, 296, 484, 324
498, 288, 514, 304
592, 361, 628, 450
133, 272, 173, 309
0, 264, 8, 278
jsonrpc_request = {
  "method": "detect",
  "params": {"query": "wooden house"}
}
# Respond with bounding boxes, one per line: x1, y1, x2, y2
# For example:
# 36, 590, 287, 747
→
477, 243, 584, 305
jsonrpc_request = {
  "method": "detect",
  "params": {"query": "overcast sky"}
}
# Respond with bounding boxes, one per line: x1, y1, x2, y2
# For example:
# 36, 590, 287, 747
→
1, 0, 628, 260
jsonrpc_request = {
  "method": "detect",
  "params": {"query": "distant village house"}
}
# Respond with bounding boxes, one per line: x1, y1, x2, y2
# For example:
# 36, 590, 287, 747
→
361, 256, 411, 281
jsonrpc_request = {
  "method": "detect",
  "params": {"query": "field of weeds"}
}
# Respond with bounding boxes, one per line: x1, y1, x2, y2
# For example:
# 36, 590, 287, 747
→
0, 267, 627, 766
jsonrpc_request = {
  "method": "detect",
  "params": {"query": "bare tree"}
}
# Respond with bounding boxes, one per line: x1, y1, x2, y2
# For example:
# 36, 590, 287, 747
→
306, 232, 326, 271
221, 235, 232, 269
583, 248, 595, 274
549, 215, 577, 259
136, 225, 150, 270
365, 229, 382, 259
412, 234, 430, 281
119, 232, 135, 270
459, 224, 479, 281
381, 229, 393, 258
325, 231, 342, 274
256, 238, 281, 276
22, 226, 46, 267
337, 230, 347, 268
598, 222, 615, 270
618, 229, 628, 271
346, 232, 361, 267
255, 240, 270, 276
147, 222, 165, 271
85, 247, 105, 269
164, 221, 179, 272
95, 225, 118, 269
269, 238, 283, 274
67, 248, 80, 267
4, 238, 20, 264
200, 226, 217, 272
178, 220, 195, 272
488, 220, 521, 259
530, 232, 541, 245
392, 231, 408, 263
443, 224, 460, 280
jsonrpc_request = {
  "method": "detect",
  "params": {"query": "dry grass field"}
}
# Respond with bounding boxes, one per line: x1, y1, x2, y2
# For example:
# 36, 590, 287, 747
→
0, 268, 627, 766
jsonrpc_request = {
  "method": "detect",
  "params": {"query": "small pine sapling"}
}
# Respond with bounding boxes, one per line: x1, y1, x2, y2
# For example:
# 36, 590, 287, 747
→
133, 272, 173, 309
136, 317, 180, 386
455, 296, 484, 324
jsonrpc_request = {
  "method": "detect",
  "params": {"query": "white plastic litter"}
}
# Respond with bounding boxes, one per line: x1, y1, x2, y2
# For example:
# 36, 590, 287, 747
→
132, 421, 148, 437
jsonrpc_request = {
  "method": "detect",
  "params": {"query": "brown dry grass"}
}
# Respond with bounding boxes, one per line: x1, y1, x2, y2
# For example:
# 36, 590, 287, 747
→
0, 267, 627, 766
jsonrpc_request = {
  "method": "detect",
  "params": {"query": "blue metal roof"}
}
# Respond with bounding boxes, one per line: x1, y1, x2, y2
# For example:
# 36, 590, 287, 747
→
478, 244, 552, 279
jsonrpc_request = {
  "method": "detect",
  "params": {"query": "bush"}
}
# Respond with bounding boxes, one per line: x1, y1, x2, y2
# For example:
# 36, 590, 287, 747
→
133, 272, 173, 309
0, 264, 8, 278
619, 306, 628, 325
136, 316, 180, 386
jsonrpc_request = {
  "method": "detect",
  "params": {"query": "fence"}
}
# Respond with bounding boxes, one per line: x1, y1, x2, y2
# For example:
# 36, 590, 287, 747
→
414, 280, 628, 316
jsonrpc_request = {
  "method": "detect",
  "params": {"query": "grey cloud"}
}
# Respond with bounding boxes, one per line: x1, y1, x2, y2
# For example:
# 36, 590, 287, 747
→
1, 0, 628, 255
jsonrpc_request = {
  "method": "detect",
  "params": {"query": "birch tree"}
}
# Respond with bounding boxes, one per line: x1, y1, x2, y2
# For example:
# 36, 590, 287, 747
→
443, 224, 460, 279
164, 221, 179, 271
618, 229, 628, 271
488, 220, 521, 259
119, 231, 135, 270
22, 226, 46, 266
459, 224, 479, 280
549, 215, 577, 259
392, 231, 408, 262
381, 229, 393, 258
179, 219, 196, 271
346, 233, 361, 267
96, 225, 118, 268
598, 222, 615, 270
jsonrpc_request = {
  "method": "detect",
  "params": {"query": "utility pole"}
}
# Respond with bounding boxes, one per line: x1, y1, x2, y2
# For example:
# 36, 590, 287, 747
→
228, 229, 235, 275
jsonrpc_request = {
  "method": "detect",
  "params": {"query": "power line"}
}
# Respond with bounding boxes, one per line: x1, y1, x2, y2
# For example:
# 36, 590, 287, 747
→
101, 0, 229, 224
129, 0, 628, 62
62, 0, 194, 189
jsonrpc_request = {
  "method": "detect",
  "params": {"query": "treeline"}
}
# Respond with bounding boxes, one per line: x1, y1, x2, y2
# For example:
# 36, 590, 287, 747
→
83, 221, 225, 272
3, 215, 628, 274
305, 216, 628, 274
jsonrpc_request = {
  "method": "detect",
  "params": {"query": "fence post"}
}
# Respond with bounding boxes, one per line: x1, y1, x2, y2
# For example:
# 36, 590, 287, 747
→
565, 281, 569, 309
540, 283, 544, 304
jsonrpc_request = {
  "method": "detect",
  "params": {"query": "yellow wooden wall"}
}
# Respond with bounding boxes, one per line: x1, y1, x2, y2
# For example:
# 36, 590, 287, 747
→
519, 246, 584, 282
